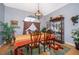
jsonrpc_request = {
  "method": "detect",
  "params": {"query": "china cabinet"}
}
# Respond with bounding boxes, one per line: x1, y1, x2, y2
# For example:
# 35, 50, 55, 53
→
50, 15, 64, 43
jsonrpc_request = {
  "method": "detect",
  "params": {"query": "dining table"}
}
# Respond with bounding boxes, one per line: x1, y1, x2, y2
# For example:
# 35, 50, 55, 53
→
13, 33, 56, 55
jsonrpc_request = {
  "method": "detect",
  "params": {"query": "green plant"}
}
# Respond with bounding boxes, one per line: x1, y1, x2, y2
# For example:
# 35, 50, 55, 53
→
41, 27, 46, 33
72, 28, 79, 43
71, 15, 79, 25
0, 22, 15, 44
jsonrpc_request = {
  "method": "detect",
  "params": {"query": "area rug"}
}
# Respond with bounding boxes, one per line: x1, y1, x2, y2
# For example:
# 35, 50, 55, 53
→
7, 45, 70, 55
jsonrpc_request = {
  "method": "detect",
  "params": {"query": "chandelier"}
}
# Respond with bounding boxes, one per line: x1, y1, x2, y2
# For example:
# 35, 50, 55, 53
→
35, 3, 43, 19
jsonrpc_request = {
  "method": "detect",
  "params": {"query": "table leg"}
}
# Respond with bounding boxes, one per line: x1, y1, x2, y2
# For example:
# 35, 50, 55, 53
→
44, 44, 45, 52
38, 44, 40, 54
14, 48, 18, 55
30, 47, 32, 55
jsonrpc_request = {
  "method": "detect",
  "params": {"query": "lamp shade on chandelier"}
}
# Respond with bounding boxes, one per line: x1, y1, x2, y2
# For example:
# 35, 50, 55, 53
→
35, 3, 43, 19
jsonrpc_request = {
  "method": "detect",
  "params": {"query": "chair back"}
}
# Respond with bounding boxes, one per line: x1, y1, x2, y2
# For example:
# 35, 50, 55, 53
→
30, 30, 41, 45
46, 30, 52, 40
43, 30, 51, 43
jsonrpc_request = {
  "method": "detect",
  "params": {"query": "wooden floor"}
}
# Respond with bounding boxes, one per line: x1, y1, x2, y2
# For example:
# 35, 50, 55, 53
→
0, 44, 79, 55
64, 44, 79, 55
0, 44, 11, 55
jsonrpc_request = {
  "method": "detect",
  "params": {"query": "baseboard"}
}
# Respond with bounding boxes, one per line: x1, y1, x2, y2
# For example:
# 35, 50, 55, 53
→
65, 42, 75, 47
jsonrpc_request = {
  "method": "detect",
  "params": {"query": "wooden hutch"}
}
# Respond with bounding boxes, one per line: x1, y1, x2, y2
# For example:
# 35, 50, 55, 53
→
50, 15, 64, 44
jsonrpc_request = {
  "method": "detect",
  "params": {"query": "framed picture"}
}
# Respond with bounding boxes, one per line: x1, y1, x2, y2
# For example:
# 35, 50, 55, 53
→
10, 20, 18, 28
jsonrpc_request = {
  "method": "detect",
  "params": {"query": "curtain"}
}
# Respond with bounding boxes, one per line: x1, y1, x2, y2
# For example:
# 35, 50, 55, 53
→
23, 21, 32, 34
34, 22, 40, 31
23, 21, 40, 34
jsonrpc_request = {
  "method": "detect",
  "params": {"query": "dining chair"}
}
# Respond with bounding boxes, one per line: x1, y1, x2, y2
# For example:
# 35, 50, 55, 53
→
40, 31, 51, 52
47, 33, 63, 52
40, 29, 56, 52
28, 30, 41, 55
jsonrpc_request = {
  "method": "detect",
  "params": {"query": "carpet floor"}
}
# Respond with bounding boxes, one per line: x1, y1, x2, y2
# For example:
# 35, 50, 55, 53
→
7, 45, 70, 55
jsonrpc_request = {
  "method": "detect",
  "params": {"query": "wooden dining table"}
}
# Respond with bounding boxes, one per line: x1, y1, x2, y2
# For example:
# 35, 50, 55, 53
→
13, 33, 56, 54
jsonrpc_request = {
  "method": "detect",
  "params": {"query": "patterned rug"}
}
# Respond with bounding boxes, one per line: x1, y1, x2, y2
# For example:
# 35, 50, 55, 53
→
7, 45, 70, 55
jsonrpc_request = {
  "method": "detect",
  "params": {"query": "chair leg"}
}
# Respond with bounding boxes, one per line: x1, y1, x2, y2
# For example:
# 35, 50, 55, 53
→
44, 44, 45, 52
49, 41, 51, 50
27, 45, 29, 54
14, 48, 18, 55
38, 44, 40, 54
30, 48, 32, 55
53, 40, 55, 45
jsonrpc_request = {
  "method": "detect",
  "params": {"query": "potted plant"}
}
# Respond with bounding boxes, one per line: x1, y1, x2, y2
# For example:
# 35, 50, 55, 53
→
41, 27, 46, 33
0, 22, 15, 44
72, 28, 79, 50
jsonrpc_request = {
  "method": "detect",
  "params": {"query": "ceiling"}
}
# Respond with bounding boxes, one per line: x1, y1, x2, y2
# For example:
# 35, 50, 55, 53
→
4, 3, 68, 16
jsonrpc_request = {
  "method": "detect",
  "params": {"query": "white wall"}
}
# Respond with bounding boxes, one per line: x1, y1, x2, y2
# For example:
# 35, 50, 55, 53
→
40, 16, 48, 30
4, 6, 34, 35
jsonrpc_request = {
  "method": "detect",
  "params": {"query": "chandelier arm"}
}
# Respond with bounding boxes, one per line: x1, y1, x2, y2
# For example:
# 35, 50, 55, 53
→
38, 3, 39, 10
